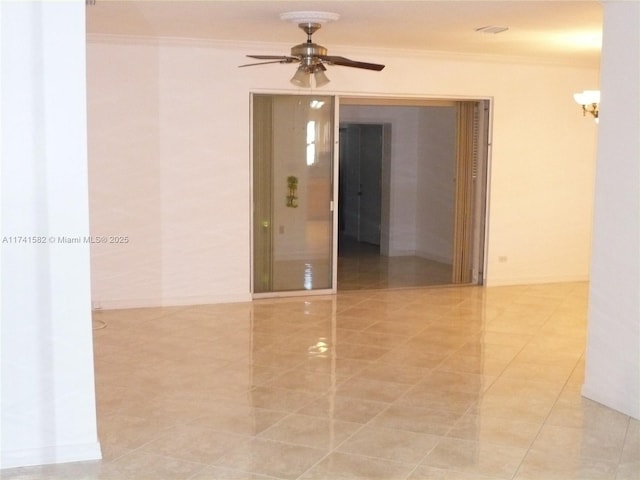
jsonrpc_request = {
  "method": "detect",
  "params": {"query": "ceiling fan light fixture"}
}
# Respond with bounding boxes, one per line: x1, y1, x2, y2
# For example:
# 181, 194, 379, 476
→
314, 69, 330, 87
290, 67, 311, 87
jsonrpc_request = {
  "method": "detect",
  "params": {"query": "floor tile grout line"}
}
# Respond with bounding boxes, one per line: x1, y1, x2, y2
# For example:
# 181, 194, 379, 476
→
505, 291, 588, 480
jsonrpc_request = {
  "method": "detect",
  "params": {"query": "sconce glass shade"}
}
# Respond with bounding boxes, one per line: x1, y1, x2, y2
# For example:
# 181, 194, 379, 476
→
313, 69, 330, 87
574, 90, 600, 105
291, 67, 311, 88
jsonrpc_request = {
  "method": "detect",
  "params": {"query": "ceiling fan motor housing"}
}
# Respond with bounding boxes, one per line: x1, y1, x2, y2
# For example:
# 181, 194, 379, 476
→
291, 42, 327, 65
291, 22, 326, 68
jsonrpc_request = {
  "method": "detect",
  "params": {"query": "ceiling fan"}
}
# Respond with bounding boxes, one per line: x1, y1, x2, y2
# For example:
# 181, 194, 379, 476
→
239, 11, 385, 88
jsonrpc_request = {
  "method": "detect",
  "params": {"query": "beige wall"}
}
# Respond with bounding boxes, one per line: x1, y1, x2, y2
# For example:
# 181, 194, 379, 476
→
87, 36, 599, 308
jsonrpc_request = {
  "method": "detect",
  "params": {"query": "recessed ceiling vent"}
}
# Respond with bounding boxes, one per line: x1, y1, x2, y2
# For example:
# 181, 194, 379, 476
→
475, 25, 509, 34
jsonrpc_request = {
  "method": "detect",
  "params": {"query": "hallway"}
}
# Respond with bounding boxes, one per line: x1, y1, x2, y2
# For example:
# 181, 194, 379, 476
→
338, 236, 453, 290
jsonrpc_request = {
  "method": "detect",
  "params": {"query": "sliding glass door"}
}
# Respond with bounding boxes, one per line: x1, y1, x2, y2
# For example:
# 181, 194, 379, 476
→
252, 94, 335, 295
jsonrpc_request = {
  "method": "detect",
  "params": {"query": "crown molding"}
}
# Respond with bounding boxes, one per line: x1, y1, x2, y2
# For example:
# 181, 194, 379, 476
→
86, 33, 599, 69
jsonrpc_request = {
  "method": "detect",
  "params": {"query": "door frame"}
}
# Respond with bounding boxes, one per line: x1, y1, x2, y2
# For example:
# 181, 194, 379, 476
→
250, 92, 340, 298
250, 91, 493, 297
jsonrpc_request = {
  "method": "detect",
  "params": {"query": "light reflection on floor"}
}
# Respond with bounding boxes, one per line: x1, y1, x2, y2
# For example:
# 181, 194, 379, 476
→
3, 281, 638, 480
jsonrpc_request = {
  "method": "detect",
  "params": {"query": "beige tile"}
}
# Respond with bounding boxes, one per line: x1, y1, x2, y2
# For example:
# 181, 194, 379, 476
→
352, 362, 431, 385
337, 328, 411, 349
296, 394, 389, 424
364, 320, 430, 336
338, 304, 393, 319
527, 334, 587, 351
242, 386, 317, 413
337, 425, 439, 463
297, 355, 371, 377
99, 451, 206, 480
0, 461, 103, 480
379, 347, 448, 369
258, 413, 361, 450
436, 353, 509, 377
250, 350, 307, 370
500, 359, 576, 383
370, 404, 463, 435
398, 383, 482, 414
546, 391, 631, 430
330, 314, 379, 331
621, 419, 640, 463
515, 449, 618, 480
139, 393, 252, 426
531, 422, 628, 463
446, 413, 542, 448
85, 281, 604, 480
483, 315, 547, 335
485, 377, 564, 400
264, 369, 348, 393
454, 342, 522, 362
97, 412, 175, 455
188, 401, 287, 435
474, 331, 532, 347
403, 336, 467, 356
409, 465, 504, 479
417, 371, 496, 395
190, 465, 280, 479
212, 438, 326, 480
616, 462, 640, 480
512, 345, 582, 366
334, 342, 390, 361
139, 424, 247, 464
421, 437, 528, 479
336, 376, 412, 403
299, 452, 415, 479
470, 391, 556, 423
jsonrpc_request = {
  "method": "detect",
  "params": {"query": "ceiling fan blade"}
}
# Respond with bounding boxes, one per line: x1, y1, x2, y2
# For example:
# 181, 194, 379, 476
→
239, 60, 296, 68
246, 55, 298, 62
321, 56, 385, 71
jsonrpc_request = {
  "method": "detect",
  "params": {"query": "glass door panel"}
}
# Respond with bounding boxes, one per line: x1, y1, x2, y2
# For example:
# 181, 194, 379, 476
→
252, 94, 335, 294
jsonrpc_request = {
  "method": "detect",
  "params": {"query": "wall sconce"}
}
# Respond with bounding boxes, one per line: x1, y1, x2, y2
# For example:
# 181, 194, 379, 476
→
286, 176, 298, 208
574, 90, 600, 121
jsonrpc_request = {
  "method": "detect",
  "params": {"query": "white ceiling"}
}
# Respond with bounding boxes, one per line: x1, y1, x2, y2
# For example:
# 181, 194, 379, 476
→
86, 0, 603, 67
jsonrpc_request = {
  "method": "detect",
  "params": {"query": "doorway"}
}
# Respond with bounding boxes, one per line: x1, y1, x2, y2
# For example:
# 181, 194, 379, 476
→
336, 98, 489, 291
251, 94, 490, 297
338, 123, 384, 246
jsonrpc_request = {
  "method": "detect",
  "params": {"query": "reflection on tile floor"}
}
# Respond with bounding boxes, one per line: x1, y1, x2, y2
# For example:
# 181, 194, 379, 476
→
338, 237, 453, 290
3, 282, 639, 479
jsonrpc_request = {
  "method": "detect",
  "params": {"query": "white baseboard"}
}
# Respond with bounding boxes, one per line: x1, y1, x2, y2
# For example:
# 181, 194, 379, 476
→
1, 442, 102, 470
582, 383, 640, 420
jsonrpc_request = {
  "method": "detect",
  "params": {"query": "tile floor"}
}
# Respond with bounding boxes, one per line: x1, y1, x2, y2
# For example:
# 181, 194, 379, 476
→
338, 237, 453, 290
3, 282, 639, 479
